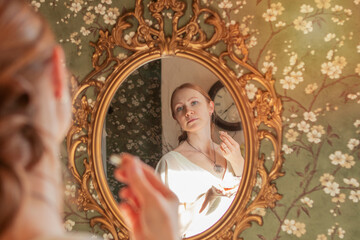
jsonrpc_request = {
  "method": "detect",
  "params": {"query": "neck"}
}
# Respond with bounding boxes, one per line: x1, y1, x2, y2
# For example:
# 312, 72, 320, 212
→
186, 126, 213, 153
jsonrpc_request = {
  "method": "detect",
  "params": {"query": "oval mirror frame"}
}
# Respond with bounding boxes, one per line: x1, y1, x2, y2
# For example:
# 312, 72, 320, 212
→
66, 0, 284, 239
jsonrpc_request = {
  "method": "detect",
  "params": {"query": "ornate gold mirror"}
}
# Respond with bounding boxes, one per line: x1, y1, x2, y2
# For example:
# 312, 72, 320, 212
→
67, 0, 284, 239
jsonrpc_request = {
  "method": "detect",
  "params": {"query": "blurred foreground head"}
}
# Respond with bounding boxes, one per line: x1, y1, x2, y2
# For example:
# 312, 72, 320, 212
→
0, 0, 70, 235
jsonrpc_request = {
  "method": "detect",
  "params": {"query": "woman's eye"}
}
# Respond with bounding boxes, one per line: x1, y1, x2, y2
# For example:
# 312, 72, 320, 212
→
191, 101, 198, 106
176, 106, 183, 112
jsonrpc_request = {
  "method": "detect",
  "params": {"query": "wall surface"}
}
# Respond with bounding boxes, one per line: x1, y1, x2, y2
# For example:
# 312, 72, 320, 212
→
33, 0, 360, 239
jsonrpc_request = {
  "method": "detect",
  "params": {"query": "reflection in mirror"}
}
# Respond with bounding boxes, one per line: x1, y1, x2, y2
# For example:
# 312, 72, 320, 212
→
103, 57, 244, 238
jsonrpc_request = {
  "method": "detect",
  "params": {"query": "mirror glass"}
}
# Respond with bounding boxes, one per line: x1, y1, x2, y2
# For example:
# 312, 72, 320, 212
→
102, 57, 244, 238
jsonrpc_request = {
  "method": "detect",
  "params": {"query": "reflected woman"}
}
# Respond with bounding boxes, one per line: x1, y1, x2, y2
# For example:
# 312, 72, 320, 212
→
156, 83, 244, 238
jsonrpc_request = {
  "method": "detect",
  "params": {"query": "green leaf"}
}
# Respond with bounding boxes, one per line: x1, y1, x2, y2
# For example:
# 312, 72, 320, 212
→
301, 206, 310, 217
257, 234, 267, 240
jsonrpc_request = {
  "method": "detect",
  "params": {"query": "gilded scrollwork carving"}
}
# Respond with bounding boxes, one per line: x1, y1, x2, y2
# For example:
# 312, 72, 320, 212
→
67, 0, 284, 239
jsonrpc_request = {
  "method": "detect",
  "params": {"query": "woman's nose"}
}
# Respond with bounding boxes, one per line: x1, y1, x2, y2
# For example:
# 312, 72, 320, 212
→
185, 107, 193, 117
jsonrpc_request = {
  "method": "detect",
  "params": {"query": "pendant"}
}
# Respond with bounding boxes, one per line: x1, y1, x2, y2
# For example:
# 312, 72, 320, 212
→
214, 164, 223, 173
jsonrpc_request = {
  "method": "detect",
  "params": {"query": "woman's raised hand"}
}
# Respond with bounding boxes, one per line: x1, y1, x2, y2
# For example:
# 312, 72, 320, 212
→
219, 131, 244, 177
113, 153, 180, 240
199, 184, 237, 213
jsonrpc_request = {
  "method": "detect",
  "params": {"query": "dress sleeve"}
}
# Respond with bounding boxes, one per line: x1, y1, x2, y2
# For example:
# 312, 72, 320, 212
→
155, 156, 169, 186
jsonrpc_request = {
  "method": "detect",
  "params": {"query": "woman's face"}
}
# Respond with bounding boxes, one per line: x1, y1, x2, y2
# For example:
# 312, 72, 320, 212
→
172, 88, 214, 133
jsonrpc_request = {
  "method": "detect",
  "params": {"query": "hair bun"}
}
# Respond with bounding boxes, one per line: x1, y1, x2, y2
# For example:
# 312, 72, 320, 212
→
0, 76, 33, 116
0, 76, 43, 169
0, 77, 43, 233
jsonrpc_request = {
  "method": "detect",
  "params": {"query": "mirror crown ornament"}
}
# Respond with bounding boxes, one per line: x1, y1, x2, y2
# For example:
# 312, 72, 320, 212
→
67, 0, 284, 239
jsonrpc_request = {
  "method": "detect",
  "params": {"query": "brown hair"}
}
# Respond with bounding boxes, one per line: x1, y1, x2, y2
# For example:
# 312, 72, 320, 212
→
170, 83, 215, 143
0, 0, 56, 233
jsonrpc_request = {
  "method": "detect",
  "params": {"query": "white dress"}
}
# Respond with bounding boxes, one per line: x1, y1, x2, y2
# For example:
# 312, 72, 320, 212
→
155, 151, 241, 238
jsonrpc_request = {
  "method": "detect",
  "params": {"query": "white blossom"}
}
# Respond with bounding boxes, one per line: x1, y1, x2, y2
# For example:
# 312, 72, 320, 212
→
70, 2, 82, 13
338, 227, 345, 239
300, 197, 313, 207
101, 0, 112, 4
343, 178, 359, 187
324, 33, 335, 42
347, 138, 359, 150
281, 219, 296, 234
303, 111, 317, 122
95, 4, 106, 15
316, 234, 327, 240
341, 154, 355, 168
307, 129, 322, 143
285, 129, 299, 142
64, 219, 75, 231
218, 0, 233, 9
65, 184, 76, 197
280, 76, 296, 90
80, 26, 90, 36
83, 12, 95, 25
293, 16, 313, 34
320, 173, 334, 186
329, 151, 345, 166
349, 190, 360, 202
323, 181, 340, 196
297, 121, 310, 133
315, 0, 331, 9
282, 144, 293, 154
300, 4, 314, 13
293, 222, 306, 237
305, 83, 318, 94
245, 83, 257, 100
103, 233, 114, 240
354, 119, 360, 128
263, 9, 277, 22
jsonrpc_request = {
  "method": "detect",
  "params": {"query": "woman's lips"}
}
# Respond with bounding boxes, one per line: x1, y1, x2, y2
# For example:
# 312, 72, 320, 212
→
187, 118, 198, 124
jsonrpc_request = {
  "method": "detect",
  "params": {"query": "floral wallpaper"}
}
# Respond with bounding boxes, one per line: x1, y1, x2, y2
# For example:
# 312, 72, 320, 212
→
105, 60, 162, 202
33, 0, 360, 239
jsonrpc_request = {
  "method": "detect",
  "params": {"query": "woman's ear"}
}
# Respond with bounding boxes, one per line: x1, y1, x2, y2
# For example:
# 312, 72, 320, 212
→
51, 45, 66, 100
209, 101, 215, 115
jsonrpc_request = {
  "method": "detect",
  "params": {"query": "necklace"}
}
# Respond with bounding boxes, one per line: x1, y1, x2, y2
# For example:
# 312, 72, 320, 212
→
186, 139, 224, 173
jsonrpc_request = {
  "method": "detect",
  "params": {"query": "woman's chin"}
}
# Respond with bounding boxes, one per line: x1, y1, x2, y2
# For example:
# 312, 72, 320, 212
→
185, 121, 206, 132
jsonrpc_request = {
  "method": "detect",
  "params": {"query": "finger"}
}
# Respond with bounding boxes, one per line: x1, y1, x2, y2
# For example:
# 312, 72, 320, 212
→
119, 187, 140, 209
221, 135, 237, 150
220, 131, 238, 147
114, 167, 127, 183
222, 138, 235, 152
115, 153, 178, 206
116, 153, 178, 204
220, 142, 230, 154
220, 145, 227, 157
116, 153, 153, 203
